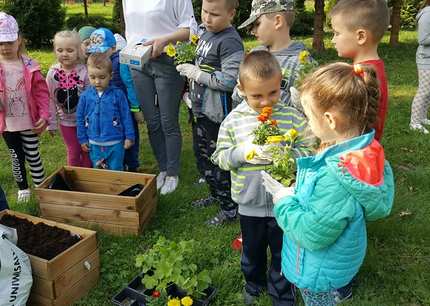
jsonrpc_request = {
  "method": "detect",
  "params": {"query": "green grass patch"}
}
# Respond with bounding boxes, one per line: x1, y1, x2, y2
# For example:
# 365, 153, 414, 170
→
0, 30, 429, 305
63, 2, 113, 20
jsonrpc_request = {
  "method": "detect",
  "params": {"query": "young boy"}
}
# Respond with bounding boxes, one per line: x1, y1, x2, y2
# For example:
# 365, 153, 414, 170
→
88, 27, 143, 172
234, 0, 311, 111
176, 0, 244, 225
212, 51, 312, 306
330, 0, 390, 141
76, 53, 135, 171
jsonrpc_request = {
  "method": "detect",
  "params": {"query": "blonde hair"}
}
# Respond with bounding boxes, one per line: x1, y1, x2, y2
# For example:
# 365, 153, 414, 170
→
53, 30, 84, 63
330, 0, 389, 42
300, 62, 379, 134
87, 52, 112, 73
204, 0, 239, 10
239, 50, 281, 85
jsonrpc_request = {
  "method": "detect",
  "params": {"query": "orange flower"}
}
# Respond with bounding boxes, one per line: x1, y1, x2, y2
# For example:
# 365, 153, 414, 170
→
271, 119, 278, 126
262, 107, 272, 116
257, 114, 268, 122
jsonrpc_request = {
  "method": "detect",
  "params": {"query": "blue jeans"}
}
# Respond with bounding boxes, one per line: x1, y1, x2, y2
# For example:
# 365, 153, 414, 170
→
0, 185, 9, 211
131, 54, 185, 176
89, 142, 124, 171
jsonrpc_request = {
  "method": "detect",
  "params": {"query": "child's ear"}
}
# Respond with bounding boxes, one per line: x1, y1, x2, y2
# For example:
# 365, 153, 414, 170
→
274, 14, 283, 30
356, 28, 368, 46
323, 111, 337, 130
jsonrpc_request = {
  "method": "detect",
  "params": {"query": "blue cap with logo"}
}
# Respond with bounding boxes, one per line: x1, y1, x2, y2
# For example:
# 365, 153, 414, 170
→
87, 27, 116, 53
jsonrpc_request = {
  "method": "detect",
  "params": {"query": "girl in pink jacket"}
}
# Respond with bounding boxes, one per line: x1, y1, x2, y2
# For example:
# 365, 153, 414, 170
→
0, 12, 50, 203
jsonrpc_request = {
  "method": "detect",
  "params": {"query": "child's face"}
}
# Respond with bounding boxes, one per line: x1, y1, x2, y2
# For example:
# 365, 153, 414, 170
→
251, 14, 275, 46
55, 37, 80, 68
0, 38, 20, 61
201, 0, 235, 33
88, 66, 111, 92
81, 38, 91, 58
241, 74, 282, 113
331, 14, 359, 59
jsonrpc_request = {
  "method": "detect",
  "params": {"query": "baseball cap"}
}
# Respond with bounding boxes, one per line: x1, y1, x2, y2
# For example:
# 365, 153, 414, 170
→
238, 0, 294, 29
0, 12, 19, 42
78, 25, 96, 42
87, 27, 116, 53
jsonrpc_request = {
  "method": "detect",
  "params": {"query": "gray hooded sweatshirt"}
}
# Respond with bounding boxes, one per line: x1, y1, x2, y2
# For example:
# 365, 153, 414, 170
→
416, 6, 430, 69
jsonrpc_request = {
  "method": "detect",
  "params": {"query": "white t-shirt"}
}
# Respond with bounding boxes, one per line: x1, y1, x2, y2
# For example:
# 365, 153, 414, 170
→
123, 0, 197, 44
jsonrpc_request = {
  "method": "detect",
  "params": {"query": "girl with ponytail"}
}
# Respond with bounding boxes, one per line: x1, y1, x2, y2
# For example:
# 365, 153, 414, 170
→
262, 62, 395, 306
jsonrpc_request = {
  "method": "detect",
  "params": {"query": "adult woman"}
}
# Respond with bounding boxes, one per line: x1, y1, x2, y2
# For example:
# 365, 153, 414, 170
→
123, 0, 197, 194
410, 0, 430, 134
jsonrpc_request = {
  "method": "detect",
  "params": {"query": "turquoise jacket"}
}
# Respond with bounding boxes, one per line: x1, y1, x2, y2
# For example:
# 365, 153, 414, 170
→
274, 130, 394, 292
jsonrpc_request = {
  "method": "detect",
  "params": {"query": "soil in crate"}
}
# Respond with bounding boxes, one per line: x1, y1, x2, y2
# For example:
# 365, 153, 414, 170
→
0, 214, 81, 260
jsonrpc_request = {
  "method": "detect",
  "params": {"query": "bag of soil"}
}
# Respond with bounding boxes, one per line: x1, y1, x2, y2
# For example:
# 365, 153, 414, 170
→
0, 224, 33, 306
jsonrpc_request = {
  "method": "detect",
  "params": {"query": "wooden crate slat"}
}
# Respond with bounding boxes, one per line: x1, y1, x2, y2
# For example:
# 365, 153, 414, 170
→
48, 217, 140, 235
31, 275, 55, 300
40, 203, 140, 226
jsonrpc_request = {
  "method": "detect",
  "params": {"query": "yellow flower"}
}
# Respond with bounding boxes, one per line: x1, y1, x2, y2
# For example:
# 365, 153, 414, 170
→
181, 296, 193, 306
245, 149, 256, 161
166, 43, 177, 57
267, 135, 284, 144
167, 298, 181, 306
284, 129, 298, 141
190, 34, 199, 45
298, 50, 310, 64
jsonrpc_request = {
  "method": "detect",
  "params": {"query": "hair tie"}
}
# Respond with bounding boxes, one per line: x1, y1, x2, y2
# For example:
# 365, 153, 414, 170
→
353, 64, 364, 78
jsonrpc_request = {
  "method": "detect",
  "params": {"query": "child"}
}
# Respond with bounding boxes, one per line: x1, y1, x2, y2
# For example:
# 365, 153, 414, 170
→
0, 12, 50, 203
234, 0, 312, 111
410, 0, 430, 134
329, 0, 390, 141
78, 25, 96, 61
212, 51, 312, 305
76, 53, 135, 170
46, 30, 92, 167
176, 0, 244, 224
263, 63, 395, 306
88, 27, 143, 172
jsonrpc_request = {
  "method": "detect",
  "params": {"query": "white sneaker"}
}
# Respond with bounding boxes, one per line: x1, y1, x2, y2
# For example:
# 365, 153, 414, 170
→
410, 123, 429, 134
421, 119, 430, 125
156, 171, 167, 190
17, 189, 31, 203
160, 176, 178, 195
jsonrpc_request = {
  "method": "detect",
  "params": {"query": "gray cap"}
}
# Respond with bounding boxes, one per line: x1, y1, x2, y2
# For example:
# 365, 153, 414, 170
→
238, 0, 294, 29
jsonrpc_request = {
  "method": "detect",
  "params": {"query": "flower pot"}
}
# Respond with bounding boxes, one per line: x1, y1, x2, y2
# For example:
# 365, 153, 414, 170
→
112, 287, 146, 306
166, 284, 217, 306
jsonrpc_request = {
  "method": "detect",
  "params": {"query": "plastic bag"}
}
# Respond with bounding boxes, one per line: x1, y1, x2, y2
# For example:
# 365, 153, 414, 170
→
0, 224, 33, 306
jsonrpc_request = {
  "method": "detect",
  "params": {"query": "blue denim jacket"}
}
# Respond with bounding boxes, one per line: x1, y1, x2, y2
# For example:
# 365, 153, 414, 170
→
76, 86, 135, 145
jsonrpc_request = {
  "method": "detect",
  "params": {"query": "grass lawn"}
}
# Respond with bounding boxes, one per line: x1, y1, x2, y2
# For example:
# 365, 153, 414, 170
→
0, 30, 429, 305
63, 2, 114, 20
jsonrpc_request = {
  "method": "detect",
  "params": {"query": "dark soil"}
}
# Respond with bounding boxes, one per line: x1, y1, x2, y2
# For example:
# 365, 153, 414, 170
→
0, 214, 81, 260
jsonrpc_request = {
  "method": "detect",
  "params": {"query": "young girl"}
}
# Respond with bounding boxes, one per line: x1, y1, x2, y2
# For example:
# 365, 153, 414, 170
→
47, 30, 91, 167
410, 0, 430, 134
262, 63, 395, 306
0, 12, 50, 203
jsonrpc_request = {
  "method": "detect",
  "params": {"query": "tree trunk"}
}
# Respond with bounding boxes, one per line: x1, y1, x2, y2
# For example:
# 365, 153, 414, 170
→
83, 0, 89, 19
312, 0, 325, 52
104, 0, 107, 6
389, 0, 402, 46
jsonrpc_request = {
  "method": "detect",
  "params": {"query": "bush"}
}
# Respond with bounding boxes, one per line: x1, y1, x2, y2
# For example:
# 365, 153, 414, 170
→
112, 0, 124, 34
400, 0, 421, 29
291, 9, 314, 36
65, 14, 118, 32
4, 0, 65, 48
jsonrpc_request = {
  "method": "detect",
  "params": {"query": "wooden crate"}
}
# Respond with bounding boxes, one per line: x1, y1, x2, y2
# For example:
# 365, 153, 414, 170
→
0, 210, 99, 306
35, 166, 157, 235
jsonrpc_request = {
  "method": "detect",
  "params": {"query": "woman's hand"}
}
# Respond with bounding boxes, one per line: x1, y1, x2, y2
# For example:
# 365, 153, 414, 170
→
143, 37, 169, 58
124, 139, 134, 150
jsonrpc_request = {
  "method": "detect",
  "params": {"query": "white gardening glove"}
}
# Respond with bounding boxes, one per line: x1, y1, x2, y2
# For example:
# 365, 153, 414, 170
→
289, 86, 302, 111
176, 64, 203, 81
261, 171, 294, 203
243, 142, 273, 165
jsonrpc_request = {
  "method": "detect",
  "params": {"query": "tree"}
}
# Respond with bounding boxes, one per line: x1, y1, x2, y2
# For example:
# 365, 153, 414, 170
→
390, 0, 402, 46
112, 0, 124, 34
312, 0, 326, 51
4, 0, 65, 48
83, 0, 89, 18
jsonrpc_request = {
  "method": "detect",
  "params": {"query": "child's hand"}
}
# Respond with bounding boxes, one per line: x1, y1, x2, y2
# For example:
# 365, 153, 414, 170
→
243, 142, 273, 165
124, 139, 134, 150
261, 171, 294, 203
133, 111, 144, 124
33, 119, 48, 134
176, 64, 202, 82
81, 143, 90, 152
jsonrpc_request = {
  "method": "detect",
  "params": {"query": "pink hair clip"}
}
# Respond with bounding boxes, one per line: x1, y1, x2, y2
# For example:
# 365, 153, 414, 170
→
353, 64, 364, 78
